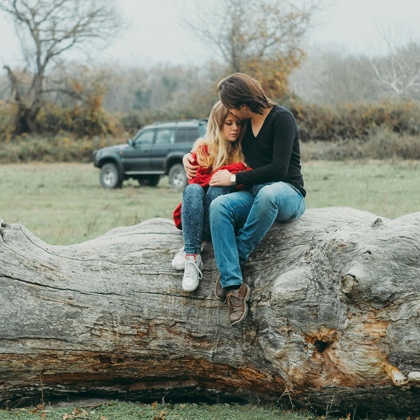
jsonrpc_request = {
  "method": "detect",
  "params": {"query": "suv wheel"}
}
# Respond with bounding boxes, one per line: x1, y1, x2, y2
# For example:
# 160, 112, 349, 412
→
138, 175, 160, 187
100, 163, 122, 189
168, 163, 187, 191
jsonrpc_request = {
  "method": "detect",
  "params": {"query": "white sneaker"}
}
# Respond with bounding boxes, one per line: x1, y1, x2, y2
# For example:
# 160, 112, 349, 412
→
171, 243, 205, 271
182, 255, 203, 292
171, 246, 186, 270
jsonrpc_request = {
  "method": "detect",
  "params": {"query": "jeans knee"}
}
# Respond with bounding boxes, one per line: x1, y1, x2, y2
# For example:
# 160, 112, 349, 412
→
183, 183, 204, 199
206, 186, 220, 199
255, 187, 277, 208
210, 195, 229, 219
209, 195, 221, 214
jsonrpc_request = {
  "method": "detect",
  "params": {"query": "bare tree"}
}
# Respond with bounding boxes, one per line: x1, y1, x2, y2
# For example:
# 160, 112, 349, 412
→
0, 0, 122, 134
291, 50, 379, 105
101, 63, 220, 127
370, 42, 420, 102
291, 41, 420, 105
184, 0, 325, 99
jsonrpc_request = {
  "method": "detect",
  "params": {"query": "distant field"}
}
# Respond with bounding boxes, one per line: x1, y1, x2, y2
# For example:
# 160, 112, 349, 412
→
303, 159, 420, 217
0, 161, 419, 245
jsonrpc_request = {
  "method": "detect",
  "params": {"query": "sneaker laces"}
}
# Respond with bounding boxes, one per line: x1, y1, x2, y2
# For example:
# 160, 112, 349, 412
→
184, 257, 203, 280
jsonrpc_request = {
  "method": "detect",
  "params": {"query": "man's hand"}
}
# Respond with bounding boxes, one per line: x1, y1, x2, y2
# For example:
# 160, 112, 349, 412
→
183, 153, 198, 180
209, 170, 232, 186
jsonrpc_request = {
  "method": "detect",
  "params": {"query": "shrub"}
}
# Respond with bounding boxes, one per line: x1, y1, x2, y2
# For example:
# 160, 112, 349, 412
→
36, 100, 119, 137
0, 101, 17, 141
293, 101, 420, 142
301, 127, 420, 161
361, 129, 420, 160
0, 134, 117, 163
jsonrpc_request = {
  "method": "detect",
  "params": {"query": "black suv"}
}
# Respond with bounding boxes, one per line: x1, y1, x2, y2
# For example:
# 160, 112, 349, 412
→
93, 119, 207, 191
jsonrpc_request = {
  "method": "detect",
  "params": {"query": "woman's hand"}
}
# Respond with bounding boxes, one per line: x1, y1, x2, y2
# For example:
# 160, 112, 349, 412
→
209, 170, 232, 186
183, 153, 198, 179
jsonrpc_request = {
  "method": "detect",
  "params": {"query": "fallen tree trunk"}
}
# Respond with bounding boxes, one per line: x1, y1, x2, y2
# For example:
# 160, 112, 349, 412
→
0, 208, 419, 417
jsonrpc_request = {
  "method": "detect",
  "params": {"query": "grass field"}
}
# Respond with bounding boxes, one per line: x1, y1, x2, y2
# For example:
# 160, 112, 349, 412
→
0, 161, 418, 419
0, 161, 419, 245
0, 401, 320, 420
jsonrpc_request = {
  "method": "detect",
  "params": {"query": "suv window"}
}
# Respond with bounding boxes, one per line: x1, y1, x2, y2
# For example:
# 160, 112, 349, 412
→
174, 127, 200, 144
156, 128, 174, 145
135, 129, 155, 146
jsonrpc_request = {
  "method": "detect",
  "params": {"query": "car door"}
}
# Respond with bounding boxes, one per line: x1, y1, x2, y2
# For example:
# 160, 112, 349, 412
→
121, 128, 155, 173
149, 127, 175, 171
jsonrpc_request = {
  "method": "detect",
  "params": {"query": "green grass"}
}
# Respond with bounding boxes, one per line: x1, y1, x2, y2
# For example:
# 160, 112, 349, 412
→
0, 163, 183, 245
0, 401, 318, 420
303, 160, 420, 218
0, 161, 419, 245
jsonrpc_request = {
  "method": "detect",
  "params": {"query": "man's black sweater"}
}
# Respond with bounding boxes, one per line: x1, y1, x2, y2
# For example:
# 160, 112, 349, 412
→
235, 105, 306, 197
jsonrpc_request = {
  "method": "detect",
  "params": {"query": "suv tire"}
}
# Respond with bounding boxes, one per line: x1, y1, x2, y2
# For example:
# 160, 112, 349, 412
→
168, 163, 187, 191
100, 163, 122, 189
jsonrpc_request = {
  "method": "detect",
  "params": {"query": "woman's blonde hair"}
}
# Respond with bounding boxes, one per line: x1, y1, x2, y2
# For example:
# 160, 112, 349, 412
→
193, 101, 246, 171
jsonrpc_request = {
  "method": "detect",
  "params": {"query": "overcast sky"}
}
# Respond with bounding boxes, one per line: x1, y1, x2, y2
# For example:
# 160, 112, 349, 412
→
1, 0, 420, 68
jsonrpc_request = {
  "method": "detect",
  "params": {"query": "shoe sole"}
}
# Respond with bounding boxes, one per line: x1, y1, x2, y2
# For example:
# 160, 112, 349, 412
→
230, 284, 251, 326
182, 282, 199, 292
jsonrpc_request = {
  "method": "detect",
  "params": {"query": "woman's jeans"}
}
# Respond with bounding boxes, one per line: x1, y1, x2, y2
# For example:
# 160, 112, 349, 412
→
182, 184, 235, 255
209, 182, 306, 288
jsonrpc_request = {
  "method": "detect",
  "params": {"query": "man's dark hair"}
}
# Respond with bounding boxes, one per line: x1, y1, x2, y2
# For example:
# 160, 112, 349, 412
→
217, 73, 274, 115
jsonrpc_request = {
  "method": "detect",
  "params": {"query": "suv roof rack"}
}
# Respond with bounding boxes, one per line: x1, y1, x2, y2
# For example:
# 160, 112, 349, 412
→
151, 118, 207, 126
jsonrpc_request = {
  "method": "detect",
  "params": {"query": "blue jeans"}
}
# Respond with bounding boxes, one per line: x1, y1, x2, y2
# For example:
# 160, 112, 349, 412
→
182, 184, 236, 255
209, 182, 306, 288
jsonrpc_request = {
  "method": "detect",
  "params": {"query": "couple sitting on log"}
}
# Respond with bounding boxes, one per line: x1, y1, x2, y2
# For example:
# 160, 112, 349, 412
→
172, 72, 306, 326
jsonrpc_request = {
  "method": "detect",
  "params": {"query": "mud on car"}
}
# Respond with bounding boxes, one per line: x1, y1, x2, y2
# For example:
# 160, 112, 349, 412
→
93, 119, 207, 191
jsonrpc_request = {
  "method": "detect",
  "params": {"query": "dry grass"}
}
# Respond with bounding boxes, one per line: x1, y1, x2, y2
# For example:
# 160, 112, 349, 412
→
0, 161, 419, 245
0, 162, 182, 245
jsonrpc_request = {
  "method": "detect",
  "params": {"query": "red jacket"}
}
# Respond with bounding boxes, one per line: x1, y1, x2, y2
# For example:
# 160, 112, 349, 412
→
173, 150, 251, 229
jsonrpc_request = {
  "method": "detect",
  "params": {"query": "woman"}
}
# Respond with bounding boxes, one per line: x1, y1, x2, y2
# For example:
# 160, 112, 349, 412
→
172, 100, 249, 292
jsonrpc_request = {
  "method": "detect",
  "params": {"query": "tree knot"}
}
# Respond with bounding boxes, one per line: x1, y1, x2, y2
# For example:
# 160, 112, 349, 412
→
371, 218, 383, 228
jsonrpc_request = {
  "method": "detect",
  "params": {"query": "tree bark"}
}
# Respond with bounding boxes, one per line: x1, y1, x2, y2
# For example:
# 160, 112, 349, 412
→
0, 208, 419, 417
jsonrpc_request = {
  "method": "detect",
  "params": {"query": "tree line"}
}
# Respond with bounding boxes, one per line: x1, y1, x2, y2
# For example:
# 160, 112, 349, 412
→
0, 0, 419, 140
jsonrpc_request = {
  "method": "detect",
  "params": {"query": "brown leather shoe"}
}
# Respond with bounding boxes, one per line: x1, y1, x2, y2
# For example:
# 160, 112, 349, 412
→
226, 284, 251, 325
215, 275, 226, 301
